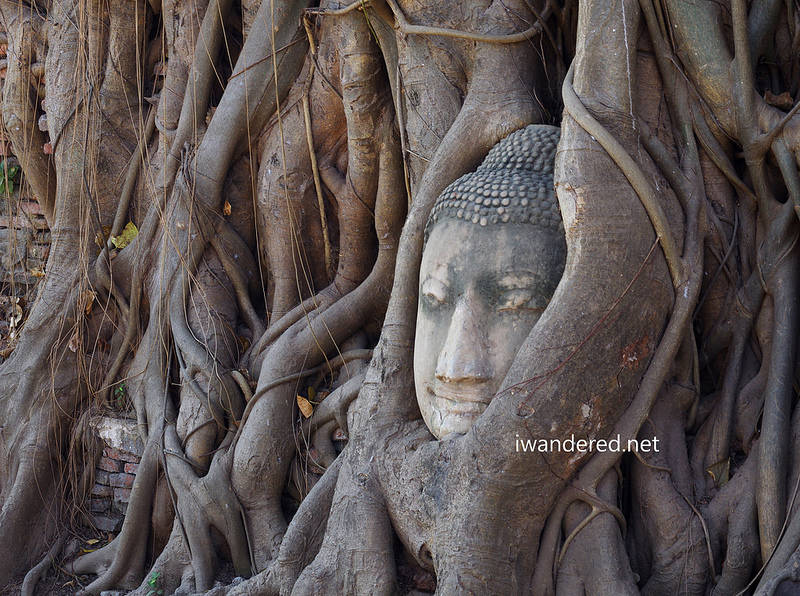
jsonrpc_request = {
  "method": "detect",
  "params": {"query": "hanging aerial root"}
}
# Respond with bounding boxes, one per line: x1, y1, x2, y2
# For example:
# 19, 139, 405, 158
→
528, 63, 707, 592
757, 234, 800, 562
230, 92, 406, 570
562, 64, 682, 287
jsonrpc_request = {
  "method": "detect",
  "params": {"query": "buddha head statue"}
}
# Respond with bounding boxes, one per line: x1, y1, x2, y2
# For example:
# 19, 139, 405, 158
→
414, 125, 566, 439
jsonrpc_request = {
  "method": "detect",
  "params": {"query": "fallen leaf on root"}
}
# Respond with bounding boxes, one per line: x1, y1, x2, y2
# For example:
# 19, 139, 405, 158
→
110, 221, 138, 249
68, 330, 80, 353
707, 458, 730, 488
80, 289, 96, 315
94, 225, 112, 248
297, 395, 313, 418
223, 200, 232, 216
765, 90, 794, 111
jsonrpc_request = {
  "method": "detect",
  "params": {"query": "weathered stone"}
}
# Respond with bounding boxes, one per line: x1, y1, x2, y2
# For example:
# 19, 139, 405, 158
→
93, 416, 144, 456
425, 124, 562, 241
90, 514, 123, 533
90, 483, 113, 498
89, 498, 110, 513
97, 455, 121, 473
111, 488, 132, 515
104, 446, 140, 463
108, 472, 135, 489
0, 228, 30, 268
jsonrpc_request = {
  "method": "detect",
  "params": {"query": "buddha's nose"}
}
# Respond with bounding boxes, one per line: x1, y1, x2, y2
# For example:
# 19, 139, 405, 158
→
435, 299, 492, 383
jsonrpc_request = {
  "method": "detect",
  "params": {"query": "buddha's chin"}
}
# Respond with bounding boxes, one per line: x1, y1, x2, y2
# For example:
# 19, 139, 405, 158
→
430, 397, 487, 439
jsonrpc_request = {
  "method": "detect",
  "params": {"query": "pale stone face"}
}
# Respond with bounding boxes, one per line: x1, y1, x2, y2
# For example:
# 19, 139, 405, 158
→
414, 219, 565, 439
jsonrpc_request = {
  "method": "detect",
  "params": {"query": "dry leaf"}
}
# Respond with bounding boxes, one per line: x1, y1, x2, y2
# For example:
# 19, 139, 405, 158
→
765, 89, 793, 111
223, 200, 232, 216
85, 538, 99, 545
94, 225, 113, 248
297, 395, 313, 418
30, 267, 45, 278
110, 222, 138, 250
67, 330, 80, 353
8, 297, 22, 327
80, 290, 96, 315
238, 335, 251, 351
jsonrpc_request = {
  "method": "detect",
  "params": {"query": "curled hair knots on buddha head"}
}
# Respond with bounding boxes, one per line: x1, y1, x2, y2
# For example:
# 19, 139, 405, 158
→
424, 124, 562, 244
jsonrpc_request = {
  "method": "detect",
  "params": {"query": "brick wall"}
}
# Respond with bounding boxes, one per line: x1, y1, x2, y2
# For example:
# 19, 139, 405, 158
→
88, 417, 143, 532
0, 143, 50, 356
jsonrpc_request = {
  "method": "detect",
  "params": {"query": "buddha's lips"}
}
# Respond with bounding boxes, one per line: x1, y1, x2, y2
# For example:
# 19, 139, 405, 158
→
431, 382, 493, 408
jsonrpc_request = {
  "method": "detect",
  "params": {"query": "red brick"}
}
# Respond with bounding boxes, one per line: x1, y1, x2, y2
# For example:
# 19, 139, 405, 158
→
90, 483, 113, 498
0, 215, 48, 230
97, 456, 121, 473
113, 487, 132, 503
103, 447, 140, 463
88, 498, 109, 513
108, 472, 135, 489
19, 201, 43, 216
123, 462, 138, 474
0, 216, 32, 229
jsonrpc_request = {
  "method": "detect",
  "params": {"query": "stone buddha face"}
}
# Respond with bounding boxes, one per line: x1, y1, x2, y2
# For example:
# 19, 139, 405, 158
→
414, 124, 565, 439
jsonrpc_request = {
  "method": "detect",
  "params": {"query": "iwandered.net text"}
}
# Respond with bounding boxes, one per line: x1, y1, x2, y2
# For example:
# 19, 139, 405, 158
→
515, 434, 660, 453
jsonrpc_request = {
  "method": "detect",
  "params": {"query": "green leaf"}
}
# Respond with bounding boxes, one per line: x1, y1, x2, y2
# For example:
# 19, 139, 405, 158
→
707, 459, 730, 488
110, 222, 139, 250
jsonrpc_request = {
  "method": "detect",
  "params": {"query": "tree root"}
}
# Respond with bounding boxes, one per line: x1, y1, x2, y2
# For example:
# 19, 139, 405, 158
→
556, 472, 638, 596
628, 385, 709, 595
21, 531, 66, 596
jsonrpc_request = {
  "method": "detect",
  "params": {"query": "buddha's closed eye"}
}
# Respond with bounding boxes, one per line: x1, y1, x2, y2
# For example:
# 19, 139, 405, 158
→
421, 277, 450, 307
497, 288, 546, 312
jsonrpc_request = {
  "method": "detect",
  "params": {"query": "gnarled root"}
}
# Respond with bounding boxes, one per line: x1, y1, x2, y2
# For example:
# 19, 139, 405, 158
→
628, 384, 710, 595
556, 471, 638, 596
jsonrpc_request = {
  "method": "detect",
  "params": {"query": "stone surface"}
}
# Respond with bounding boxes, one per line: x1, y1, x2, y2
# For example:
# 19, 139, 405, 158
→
109, 472, 135, 489
91, 514, 123, 533
93, 416, 144, 456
